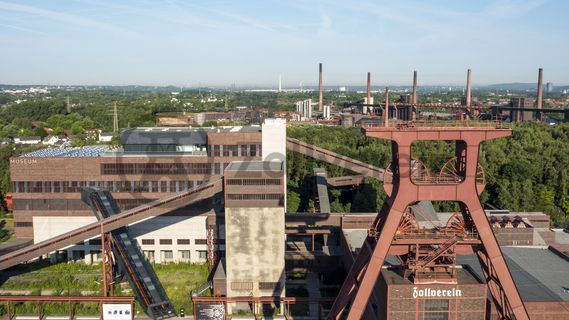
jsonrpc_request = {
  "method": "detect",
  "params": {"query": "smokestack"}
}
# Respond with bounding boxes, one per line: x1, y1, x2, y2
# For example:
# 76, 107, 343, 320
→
318, 63, 323, 111
466, 69, 472, 108
412, 70, 418, 104
384, 87, 389, 127
367, 72, 371, 105
537, 68, 543, 111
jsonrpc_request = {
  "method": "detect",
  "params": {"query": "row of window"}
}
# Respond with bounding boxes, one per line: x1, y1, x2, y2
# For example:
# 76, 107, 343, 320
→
14, 221, 33, 227
12, 198, 153, 211
14, 199, 91, 211
140, 239, 207, 245
226, 179, 281, 186
12, 180, 207, 194
208, 144, 260, 157
75, 238, 206, 247
143, 250, 207, 261
101, 163, 226, 175
226, 193, 284, 200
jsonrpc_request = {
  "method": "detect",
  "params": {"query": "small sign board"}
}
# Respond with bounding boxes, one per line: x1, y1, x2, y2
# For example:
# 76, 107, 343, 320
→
102, 304, 133, 320
195, 303, 225, 320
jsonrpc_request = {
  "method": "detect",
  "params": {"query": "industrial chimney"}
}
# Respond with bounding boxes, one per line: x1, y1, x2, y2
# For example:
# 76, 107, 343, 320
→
537, 68, 543, 111
318, 63, 323, 112
466, 69, 472, 109
384, 87, 389, 127
412, 70, 418, 105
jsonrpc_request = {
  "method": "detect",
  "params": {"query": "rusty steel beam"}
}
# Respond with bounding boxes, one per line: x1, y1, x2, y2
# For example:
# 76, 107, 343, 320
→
0, 179, 222, 271
327, 175, 365, 187
0, 296, 134, 302
286, 137, 386, 181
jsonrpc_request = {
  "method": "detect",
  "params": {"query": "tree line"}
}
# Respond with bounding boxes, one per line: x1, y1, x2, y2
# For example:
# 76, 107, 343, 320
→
286, 123, 569, 229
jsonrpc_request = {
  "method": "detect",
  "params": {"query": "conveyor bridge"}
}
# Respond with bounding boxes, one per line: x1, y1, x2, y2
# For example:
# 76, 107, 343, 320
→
82, 188, 176, 319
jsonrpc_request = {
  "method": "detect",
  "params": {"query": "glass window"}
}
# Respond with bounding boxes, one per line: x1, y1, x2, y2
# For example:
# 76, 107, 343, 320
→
144, 250, 155, 262
94, 251, 103, 260
197, 250, 207, 260
161, 250, 173, 261
179, 250, 190, 261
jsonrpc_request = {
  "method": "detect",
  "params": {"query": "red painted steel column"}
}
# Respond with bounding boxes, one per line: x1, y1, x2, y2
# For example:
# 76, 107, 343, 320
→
101, 223, 107, 297
346, 140, 413, 319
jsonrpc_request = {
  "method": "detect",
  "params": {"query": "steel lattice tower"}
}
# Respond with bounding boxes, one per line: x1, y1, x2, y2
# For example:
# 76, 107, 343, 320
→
327, 122, 530, 320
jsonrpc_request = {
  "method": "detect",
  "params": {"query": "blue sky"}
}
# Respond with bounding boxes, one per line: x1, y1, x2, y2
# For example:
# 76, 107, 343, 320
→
0, 0, 567, 86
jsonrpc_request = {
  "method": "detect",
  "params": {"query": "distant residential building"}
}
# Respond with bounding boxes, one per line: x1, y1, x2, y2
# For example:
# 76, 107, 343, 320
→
14, 136, 42, 145
98, 132, 116, 143
84, 129, 101, 141
546, 82, 554, 93
42, 135, 68, 146
0, 137, 13, 145
156, 110, 267, 126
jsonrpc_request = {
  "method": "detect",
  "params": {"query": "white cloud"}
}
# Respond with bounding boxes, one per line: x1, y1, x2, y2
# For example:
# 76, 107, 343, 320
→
0, 1, 135, 36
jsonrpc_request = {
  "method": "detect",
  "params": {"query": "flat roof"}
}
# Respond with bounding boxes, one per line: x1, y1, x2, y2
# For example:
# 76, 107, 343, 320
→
225, 161, 283, 172
120, 126, 261, 146
20, 146, 110, 158
124, 126, 261, 134
340, 229, 569, 302
459, 247, 569, 301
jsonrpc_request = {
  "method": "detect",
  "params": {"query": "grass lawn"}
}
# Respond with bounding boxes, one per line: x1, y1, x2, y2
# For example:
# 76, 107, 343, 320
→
0, 261, 103, 293
0, 261, 210, 316
152, 262, 210, 314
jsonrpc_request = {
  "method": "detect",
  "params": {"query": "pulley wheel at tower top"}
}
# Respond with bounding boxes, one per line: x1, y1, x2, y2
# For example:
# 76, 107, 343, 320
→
439, 157, 486, 193
444, 211, 475, 236
397, 209, 420, 235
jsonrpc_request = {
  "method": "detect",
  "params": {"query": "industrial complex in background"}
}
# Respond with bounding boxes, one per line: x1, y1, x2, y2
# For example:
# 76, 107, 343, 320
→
0, 64, 569, 320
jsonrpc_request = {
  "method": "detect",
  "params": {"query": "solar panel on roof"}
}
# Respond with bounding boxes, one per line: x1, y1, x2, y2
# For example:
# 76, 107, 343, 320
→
20, 146, 109, 158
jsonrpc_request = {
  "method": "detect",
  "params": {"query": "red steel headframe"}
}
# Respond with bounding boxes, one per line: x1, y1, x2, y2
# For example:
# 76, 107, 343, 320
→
327, 124, 529, 320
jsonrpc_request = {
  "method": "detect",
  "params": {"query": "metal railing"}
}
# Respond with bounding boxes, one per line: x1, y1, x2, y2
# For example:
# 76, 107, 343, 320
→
362, 119, 512, 129
395, 232, 479, 241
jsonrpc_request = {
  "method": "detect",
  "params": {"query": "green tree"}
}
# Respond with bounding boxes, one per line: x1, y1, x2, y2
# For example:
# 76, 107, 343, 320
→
287, 191, 300, 213
71, 123, 85, 135
33, 127, 48, 139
